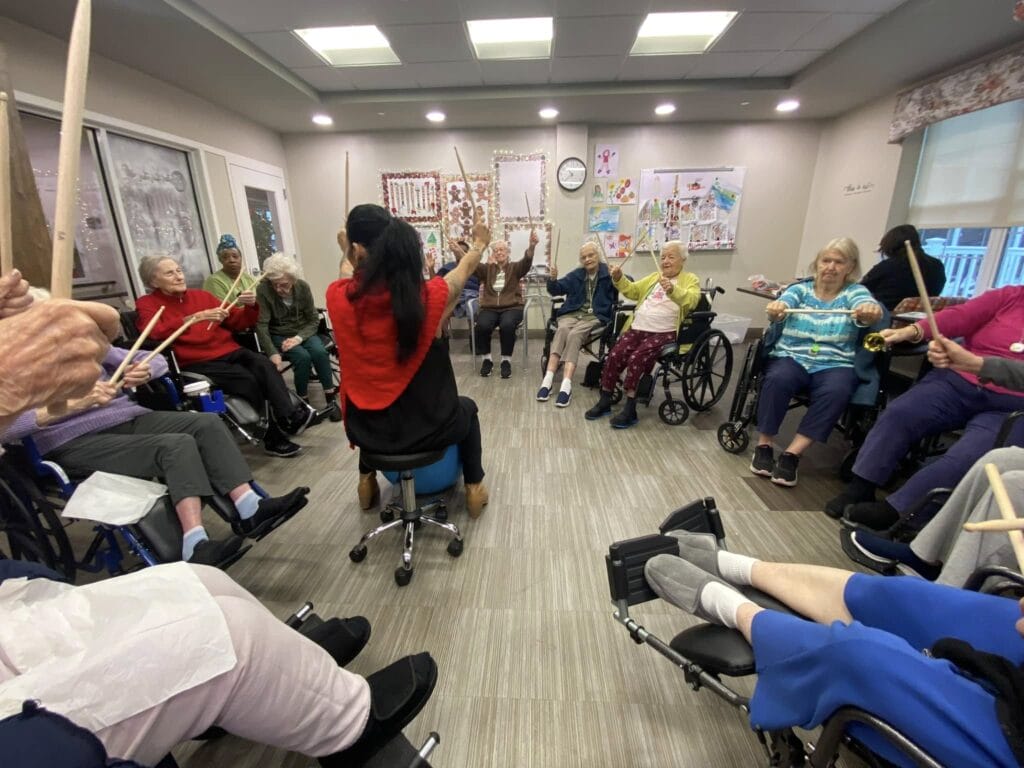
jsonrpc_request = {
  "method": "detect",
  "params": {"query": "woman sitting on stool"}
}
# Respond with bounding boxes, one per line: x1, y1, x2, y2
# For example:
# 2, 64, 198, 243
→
327, 204, 491, 518
474, 234, 538, 379
537, 241, 617, 407
752, 237, 881, 487
585, 241, 700, 429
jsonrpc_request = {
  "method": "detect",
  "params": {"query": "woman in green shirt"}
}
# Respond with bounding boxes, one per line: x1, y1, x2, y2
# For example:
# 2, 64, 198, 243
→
203, 234, 257, 302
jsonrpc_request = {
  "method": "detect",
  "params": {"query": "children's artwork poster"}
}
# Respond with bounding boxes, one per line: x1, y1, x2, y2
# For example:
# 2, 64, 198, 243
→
588, 205, 621, 233
594, 144, 619, 179
414, 226, 443, 273
442, 174, 493, 242
606, 178, 637, 205
603, 233, 633, 260
637, 167, 746, 251
494, 152, 547, 222
381, 171, 441, 223
502, 222, 552, 266
590, 182, 607, 204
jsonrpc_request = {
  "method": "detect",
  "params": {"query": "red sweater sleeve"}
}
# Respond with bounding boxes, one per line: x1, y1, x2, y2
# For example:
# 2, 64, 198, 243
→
224, 303, 259, 332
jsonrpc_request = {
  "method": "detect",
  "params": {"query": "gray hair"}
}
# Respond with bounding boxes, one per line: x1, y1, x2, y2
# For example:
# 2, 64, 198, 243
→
261, 252, 303, 282
580, 239, 604, 260
810, 237, 861, 284
138, 254, 179, 288
662, 240, 688, 258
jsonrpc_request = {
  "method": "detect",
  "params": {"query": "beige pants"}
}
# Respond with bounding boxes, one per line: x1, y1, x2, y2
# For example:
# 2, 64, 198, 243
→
95, 566, 371, 766
549, 315, 603, 368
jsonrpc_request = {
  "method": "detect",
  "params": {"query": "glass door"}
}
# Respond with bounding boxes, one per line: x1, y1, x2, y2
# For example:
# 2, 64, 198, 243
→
228, 164, 296, 270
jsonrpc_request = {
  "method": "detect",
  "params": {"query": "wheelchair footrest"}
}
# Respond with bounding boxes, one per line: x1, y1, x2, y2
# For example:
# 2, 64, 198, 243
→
839, 527, 899, 576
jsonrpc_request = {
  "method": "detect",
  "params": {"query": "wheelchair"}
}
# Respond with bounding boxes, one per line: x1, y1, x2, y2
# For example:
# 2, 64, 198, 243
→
606, 497, 956, 768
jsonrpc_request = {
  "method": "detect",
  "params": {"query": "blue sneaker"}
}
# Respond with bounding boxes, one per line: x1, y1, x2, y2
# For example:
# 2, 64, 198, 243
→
536, 386, 550, 402
555, 390, 571, 408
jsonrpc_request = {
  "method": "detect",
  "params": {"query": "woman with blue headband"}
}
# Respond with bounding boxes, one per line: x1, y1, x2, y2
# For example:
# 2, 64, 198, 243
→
204, 234, 257, 303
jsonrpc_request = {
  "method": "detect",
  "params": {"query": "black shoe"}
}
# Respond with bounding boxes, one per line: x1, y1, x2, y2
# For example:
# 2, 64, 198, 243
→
283, 405, 317, 436
239, 487, 310, 537
479, 359, 493, 377
585, 392, 613, 420
187, 535, 243, 566
843, 500, 899, 531
319, 653, 438, 766
824, 482, 877, 519
610, 409, 639, 429
326, 402, 343, 423
771, 452, 799, 487
750, 445, 774, 477
304, 616, 371, 667
500, 360, 512, 379
264, 437, 302, 458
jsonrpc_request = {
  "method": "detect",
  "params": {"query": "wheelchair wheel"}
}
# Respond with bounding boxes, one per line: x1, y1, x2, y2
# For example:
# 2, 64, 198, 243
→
682, 329, 733, 412
0, 471, 76, 581
658, 399, 690, 426
717, 422, 749, 454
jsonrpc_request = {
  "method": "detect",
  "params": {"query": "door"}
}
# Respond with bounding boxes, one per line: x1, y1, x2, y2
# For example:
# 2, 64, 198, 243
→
228, 164, 296, 271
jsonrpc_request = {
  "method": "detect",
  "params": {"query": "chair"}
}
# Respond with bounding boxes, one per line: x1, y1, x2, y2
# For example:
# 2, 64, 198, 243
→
349, 446, 464, 587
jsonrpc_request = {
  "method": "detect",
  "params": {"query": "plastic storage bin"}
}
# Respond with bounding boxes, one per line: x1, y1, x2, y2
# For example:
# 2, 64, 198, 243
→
712, 314, 752, 344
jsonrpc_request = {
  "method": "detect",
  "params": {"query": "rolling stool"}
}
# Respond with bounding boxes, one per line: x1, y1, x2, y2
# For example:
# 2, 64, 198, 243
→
349, 447, 464, 586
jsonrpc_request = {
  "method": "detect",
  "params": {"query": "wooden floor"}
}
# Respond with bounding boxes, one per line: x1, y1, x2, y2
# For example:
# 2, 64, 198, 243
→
168, 343, 866, 768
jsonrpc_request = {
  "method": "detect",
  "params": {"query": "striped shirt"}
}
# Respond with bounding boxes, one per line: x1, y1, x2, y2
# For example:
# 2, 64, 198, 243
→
771, 282, 877, 373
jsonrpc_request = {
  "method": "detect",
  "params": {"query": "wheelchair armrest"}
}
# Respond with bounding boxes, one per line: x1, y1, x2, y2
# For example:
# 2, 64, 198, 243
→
995, 410, 1024, 448
687, 311, 716, 324
963, 565, 1024, 595
658, 343, 679, 358
606, 534, 680, 606
814, 707, 943, 768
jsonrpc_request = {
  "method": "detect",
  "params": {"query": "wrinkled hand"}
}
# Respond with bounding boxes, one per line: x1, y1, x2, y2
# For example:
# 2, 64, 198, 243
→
879, 326, 917, 345
765, 301, 788, 322
659, 277, 674, 295
528, 229, 539, 247
928, 336, 983, 374
549, 264, 558, 280
610, 264, 623, 282
81, 381, 118, 409
0, 299, 120, 425
0, 270, 34, 319
471, 221, 491, 251
281, 336, 301, 352
852, 302, 882, 326
236, 290, 256, 307
192, 308, 229, 324
121, 362, 153, 388
270, 353, 286, 371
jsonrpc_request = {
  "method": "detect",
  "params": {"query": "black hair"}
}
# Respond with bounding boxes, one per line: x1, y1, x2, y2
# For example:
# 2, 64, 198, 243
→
348, 204, 425, 362
878, 224, 922, 259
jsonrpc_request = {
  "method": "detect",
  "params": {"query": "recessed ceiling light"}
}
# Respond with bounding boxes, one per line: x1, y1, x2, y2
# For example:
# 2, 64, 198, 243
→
539, 107, 559, 119
630, 11, 738, 56
740, 101, 750, 106
775, 99, 800, 113
426, 110, 446, 123
311, 114, 333, 126
655, 103, 676, 116
293, 25, 400, 67
467, 17, 553, 60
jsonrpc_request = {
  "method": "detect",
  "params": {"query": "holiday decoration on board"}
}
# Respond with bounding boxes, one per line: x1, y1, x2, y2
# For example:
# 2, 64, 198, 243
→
442, 173, 493, 242
380, 171, 442, 223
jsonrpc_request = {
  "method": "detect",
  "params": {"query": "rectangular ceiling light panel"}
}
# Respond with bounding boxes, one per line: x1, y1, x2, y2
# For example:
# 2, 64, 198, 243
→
294, 25, 401, 67
630, 11, 737, 56
467, 17, 553, 60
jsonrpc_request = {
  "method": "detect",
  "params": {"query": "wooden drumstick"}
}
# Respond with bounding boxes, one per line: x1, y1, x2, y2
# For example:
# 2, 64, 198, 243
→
964, 519, 1024, 533
108, 306, 164, 387
453, 146, 477, 222
206, 269, 246, 328
904, 239, 941, 342
0, 92, 11, 275
524, 193, 533, 229
344, 150, 350, 215
980, 462, 1024, 572
223, 271, 268, 310
783, 308, 854, 315
138, 316, 200, 367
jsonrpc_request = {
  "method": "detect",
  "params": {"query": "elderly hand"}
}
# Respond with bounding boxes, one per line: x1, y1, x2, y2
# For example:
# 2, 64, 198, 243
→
0, 269, 34, 319
191, 307, 229, 324
610, 264, 623, 282
281, 336, 301, 352
471, 221, 491, 251
765, 301, 788, 322
528, 229, 539, 248
82, 381, 119, 409
0, 299, 120, 428
659, 276, 674, 296
121, 361, 153, 389
879, 326, 918, 346
928, 336, 984, 375
852, 302, 882, 326
269, 353, 286, 371
236, 290, 256, 307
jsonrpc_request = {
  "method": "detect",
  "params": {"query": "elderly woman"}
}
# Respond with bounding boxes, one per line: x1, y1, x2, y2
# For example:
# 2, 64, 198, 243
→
752, 238, 882, 487
473, 234, 538, 378
256, 253, 340, 422
203, 234, 257, 302
537, 241, 617, 407
585, 241, 700, 429
861, 224, 946, 311
327, 204, 490, 517
135, 255, 314, 458
826, 284, 1024, 529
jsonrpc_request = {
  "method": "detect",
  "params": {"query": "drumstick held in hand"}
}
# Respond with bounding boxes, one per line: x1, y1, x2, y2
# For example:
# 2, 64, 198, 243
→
524, 193, 533, 229
207, 269, 246, 329
964, 519, 1024, 533
138, 316, 199, 367
453, 146, 477, 222
979, 462, 1024, 572
783, 308, 854, 315
0, 92, 11, 275
904, 239, 941, 342
223, 271, 268, 311
108, 306, 164, 387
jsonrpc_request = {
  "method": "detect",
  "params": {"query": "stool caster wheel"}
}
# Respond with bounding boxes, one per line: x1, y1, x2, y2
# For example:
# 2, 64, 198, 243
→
394, 566, 413, 586
446, 539, 464, 557
380, 508, 394, 523
349, 546, 367, 563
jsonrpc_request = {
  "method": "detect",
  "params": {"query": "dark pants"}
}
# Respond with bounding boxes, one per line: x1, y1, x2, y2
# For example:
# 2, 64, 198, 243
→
48, 411, 251, 505
273, 334, 335, 397
358, 396, 485, 484
601, 328, 676, 393
186, 347, 294, 421
475, 307, 523, 357
852, 368, 1024, 512
757, 357, 859, 443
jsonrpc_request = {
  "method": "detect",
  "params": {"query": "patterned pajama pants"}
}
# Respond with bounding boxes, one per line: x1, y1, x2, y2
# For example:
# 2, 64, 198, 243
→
600, 328, 676, 393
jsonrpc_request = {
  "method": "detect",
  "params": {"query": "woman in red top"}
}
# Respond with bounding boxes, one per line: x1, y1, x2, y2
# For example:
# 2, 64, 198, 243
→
135, 256, 315, 458
327, 205, 490, 518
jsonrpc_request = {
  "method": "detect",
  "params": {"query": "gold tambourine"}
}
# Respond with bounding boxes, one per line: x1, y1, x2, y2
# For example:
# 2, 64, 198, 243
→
862, 333, 887, 353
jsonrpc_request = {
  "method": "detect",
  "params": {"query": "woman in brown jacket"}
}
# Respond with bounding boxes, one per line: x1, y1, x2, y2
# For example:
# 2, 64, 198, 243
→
473, 231, 538, 378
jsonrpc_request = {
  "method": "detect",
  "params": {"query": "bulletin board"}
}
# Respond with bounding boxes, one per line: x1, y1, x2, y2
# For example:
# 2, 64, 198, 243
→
502, 222, 552, 266
442, 173, 494, 242
494, 152, 547, 222
637, 167, 746, 251
381, 171, 442, 223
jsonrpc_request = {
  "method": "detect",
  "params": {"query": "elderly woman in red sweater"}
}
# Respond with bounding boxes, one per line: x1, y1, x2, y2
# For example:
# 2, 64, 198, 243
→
135, 256, 314, 458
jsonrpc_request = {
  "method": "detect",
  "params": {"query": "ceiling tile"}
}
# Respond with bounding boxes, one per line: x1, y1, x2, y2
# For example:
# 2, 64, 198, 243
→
685, 51, 778, 78
791, 13, 881, 51
291, 66, 356, 91
411, 61, 485, 87
244, 31, 325, 68
713, 12, 827, 52
552, 15, 644, 58
457, 0, 557, 20
555, 0, 652, 17
196, 0, 465, 31
478, 59, 552, 85
344, 65, 426, 90
618, 54, 700, 81
381, 23, 474, 63
755, 49, 824, 77
550, 55, 624, 83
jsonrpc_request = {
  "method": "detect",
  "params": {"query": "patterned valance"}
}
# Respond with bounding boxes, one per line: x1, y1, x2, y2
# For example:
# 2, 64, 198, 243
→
888, 48, 1024, 143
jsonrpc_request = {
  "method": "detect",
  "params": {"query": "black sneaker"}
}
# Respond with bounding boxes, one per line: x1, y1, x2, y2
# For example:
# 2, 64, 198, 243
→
264, 437, 302, 458
239, 487, 309, 537
825, 490, 868, 520
610, 409, 639, 429
187, 535, 243, 565
771, 452, 799, 487
585, 394, 613, 420
304, 616, 371, 667
843, 500, 899, 531
284, 405, 317, 436
750, 445, 774, 477
479, 359, 494, 377
500, 360, 512, 378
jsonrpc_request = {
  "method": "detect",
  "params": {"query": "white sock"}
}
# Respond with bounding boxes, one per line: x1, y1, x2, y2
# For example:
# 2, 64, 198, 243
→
484, 354, 493, 362
234, 489, 260, 520
699, 581, 747, 629
718, 551, 758, 585
181, 526, 209, 561
501, 355, 511, 363
541, 371, 554, 388
559, 378, 572, 394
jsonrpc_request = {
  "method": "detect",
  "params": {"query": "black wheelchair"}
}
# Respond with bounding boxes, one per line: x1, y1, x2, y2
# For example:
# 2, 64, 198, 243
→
569, 279, 734, 425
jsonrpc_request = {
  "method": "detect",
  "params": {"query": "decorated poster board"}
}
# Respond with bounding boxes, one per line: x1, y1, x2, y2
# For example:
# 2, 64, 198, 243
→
414, 225, 443, 273
588, 205, 620, 232
502, 222, 552, 266
494, 152, 547, 222
637, 167, 746, 251
442, 173, 493, 242
603, 232, 633, 260
606, 177, 637, 205
381, 171, 441, 222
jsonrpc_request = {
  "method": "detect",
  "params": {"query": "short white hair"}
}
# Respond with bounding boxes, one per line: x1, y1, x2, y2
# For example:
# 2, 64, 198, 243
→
261, 252, 303, 282
662, 240, 687, 258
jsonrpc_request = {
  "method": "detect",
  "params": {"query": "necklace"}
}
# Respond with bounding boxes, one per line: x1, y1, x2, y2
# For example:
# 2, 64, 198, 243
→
1012, 335, 1024, 354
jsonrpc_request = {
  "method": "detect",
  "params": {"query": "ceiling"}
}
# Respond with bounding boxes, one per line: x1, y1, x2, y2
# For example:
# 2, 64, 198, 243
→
2, 0, 1023, 133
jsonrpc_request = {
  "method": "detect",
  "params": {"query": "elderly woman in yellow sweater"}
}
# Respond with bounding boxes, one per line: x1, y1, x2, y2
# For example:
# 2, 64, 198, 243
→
585, 241, 700, 428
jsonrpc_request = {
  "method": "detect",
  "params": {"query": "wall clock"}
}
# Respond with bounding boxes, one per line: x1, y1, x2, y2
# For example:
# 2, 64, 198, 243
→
556, 156, 587, 192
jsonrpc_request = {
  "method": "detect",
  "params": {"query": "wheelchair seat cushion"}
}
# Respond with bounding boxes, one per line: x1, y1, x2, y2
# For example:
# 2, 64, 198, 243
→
362, 448, 449, 472
658, 342, 679, 359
